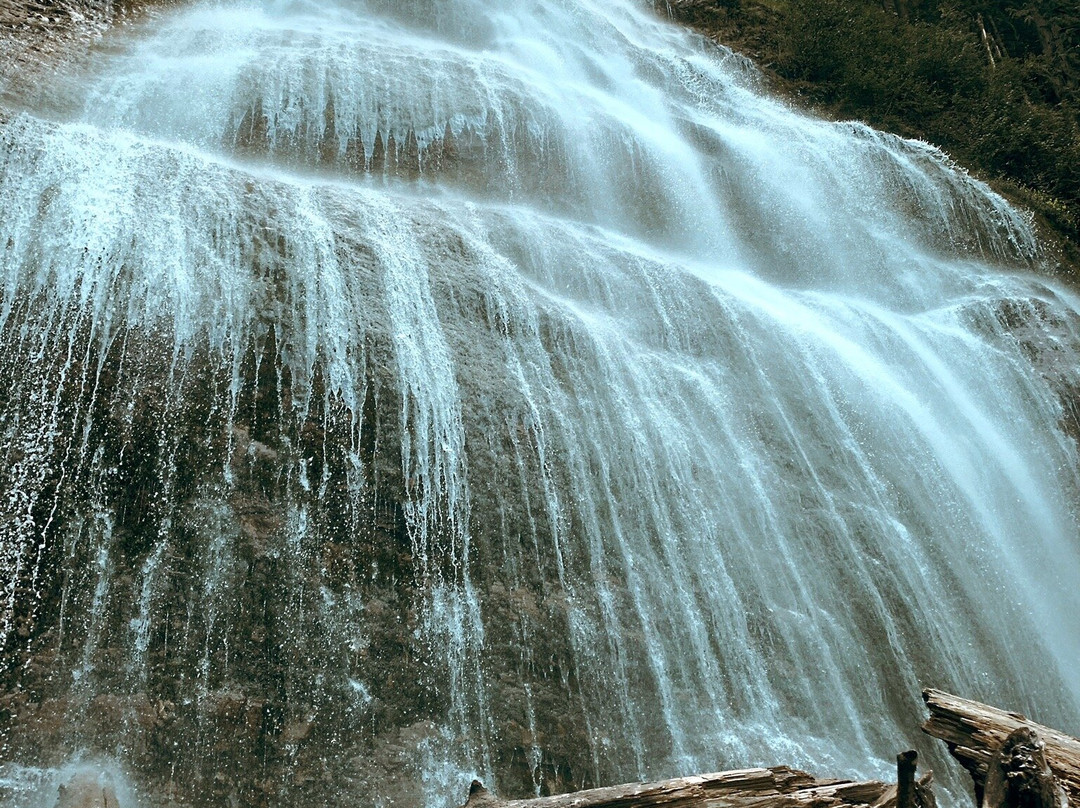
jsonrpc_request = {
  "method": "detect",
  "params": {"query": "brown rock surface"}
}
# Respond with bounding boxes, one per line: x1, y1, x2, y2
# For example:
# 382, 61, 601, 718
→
54, 770, 121, 808
0, 0, 109, 85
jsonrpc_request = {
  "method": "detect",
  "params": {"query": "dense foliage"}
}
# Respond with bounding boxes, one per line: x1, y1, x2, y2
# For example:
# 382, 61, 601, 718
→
668, 0, 1080, 271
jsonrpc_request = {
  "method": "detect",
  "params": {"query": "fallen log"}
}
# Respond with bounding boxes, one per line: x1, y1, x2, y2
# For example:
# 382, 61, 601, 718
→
461, 765, 901, 808
982, 727, 1067, 808
922, 689, 1080, 807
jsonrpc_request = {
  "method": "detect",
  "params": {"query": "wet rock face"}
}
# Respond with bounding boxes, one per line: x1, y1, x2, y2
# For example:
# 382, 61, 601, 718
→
0, 106, 607, 802
986, 294, 1080, 447
1, 0, 110, 95
0, 304, 600, 807
5, 0, 1080, 806
55, 770, 121, 808
0, 324, 429, 806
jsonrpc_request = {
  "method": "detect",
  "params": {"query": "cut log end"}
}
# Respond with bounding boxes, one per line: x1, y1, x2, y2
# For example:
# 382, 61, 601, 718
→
983, 727, 1068, 808
898, 750, 919, 808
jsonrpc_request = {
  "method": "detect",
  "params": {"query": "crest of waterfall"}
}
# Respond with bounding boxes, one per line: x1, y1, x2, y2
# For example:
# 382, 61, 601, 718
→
1, 0, 1080, 806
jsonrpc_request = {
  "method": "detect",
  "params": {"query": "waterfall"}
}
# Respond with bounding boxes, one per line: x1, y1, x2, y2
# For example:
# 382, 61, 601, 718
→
2, 0, 1079, 806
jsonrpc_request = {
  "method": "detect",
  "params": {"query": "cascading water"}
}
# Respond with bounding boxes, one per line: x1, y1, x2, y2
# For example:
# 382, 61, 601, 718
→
1, 0, 1080, 805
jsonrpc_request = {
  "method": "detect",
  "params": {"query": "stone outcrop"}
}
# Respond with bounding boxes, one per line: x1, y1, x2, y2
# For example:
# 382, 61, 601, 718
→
0, 0, 109, 84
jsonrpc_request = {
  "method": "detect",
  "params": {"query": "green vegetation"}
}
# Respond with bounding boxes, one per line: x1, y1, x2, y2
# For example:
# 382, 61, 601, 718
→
668, 0, 1080, 272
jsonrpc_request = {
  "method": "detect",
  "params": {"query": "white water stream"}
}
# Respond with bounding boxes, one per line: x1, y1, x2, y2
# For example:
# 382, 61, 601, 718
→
1, 0, 1079, 806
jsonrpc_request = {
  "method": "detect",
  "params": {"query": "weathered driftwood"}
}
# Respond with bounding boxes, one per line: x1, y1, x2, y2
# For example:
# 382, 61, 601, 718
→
461, 765, 896, 808
898, 751, 919, 808
867, 754, 935, 808
982, 727, 1068, 808
922, 689, 1080, 807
